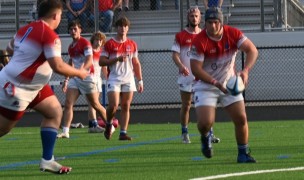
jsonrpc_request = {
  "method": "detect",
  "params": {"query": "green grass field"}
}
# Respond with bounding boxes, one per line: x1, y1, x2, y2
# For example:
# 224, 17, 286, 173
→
1, 120, 304, 180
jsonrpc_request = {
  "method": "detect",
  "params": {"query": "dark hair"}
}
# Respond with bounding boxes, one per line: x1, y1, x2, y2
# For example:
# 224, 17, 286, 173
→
38, 0, 63, 18
115, 16, 130, 28
0, 50, 10, 71
68, 19, 82, 31
205, 7, 223, 24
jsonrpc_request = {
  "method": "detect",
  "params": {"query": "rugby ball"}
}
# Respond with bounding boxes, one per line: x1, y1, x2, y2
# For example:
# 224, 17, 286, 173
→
226, 75, 245, 95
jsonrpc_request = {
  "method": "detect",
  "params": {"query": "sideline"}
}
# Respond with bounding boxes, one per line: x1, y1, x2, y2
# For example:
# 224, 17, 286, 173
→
189, 167, 304, 180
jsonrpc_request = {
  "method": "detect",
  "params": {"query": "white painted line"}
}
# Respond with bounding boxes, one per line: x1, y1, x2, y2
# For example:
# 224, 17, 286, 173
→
189, 167, 304, 180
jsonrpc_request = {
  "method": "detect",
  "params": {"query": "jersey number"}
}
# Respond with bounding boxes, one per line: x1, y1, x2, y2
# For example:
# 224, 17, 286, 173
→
20, 27, 33, 43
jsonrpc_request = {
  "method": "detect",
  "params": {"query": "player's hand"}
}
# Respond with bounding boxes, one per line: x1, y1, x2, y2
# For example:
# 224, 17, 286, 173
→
78, 64, 89, 80
239, 69, 249, 87
62, 80, 68, 93
137, 80, 144, 93
179, 66, 190, 76
214, 81, 228, 94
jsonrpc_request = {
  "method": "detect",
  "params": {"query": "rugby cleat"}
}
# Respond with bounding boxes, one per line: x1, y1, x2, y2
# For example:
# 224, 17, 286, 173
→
211, 134, 220, 143
104, 123, 114, 140
181, 133, 191, 144
40, 157, 72, 174
201, 135, 213, 158
237, 153, 257, 163
119, 134, 132, 141
56, 132, 70, 139
88, 126, 105, 133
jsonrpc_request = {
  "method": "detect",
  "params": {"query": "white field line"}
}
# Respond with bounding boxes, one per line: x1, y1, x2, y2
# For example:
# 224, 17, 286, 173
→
189, 167, 304, 180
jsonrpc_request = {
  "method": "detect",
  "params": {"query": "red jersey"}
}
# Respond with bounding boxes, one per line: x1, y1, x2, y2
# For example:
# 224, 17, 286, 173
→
1, 20, 61, 90
68, 36, 93, 73
101, 37, 138, 83
190, 25, 247, 89
98, 0, 113, 11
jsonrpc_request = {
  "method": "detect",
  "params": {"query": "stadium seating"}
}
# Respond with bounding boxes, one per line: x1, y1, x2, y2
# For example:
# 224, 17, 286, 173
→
0, 0, 278, 36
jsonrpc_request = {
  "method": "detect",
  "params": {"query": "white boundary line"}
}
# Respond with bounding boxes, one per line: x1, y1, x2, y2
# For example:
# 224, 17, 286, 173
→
189, 167, 304, 180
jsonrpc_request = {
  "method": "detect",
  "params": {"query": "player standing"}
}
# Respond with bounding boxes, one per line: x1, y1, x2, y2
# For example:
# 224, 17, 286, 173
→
171, 7, 220, 144
57, 20, 107, 138
99, 16, 143, 140
190, 7, 258, 163
87, 31, 108, 132
0, 0, 88, 174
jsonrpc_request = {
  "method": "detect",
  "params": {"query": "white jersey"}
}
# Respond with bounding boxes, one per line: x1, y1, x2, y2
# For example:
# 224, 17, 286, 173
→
172, 28, 201, 85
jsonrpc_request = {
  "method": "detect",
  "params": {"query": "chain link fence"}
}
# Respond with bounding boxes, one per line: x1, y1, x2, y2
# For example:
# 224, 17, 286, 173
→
1, 0, 304, 37
2, 46, 304, 111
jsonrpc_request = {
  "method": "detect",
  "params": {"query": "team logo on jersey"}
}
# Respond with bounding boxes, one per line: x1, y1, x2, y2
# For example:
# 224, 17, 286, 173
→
11, 101, 20, 108
126, 45, 131, 52
210, 48, 216, 54
114, 47, 118, 51
186, 39, 192, 44
211, 63, 217, 70
190, 46, 198, 56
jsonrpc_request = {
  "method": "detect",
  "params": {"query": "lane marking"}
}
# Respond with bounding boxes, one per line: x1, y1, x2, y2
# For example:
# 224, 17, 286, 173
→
189, 167, 304, 180
0, 135, 184, 170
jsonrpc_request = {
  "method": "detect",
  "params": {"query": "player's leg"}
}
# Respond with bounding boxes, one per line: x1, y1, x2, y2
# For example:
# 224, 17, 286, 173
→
225, 100, 256, 163
31, 86, 71, 174
118, 91, 133, 140
194, 90, 218, 158
85, 92, 106, 133
58, 88, 80, 138
0, 113, 19, 137
104, 91, 120, 140
180, 90, 192, 144
195, 105, 216, 158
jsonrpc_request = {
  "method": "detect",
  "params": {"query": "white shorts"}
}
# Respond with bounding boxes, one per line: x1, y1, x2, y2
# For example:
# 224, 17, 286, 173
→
193, 89, 243, 107
107, 81, 136, 92
95, 77, 103, 92
178, 83, 193, 93
68, 77, 98, 95
0, 81, 39, 111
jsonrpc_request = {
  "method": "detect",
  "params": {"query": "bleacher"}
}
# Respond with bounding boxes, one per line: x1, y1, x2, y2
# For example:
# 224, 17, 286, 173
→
0, 0, 36, 36
0, 0, 289, 36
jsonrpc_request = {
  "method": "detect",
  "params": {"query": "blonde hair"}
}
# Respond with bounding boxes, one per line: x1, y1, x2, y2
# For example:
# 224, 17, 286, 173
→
90, 31, 107, 46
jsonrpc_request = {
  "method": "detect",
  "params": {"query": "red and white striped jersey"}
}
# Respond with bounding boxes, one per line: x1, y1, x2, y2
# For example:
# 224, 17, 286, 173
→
1, 20, 61, 90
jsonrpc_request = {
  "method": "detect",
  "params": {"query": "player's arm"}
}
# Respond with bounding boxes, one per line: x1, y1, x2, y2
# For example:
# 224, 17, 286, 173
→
132, 57, 143, 93
172, 51, 189, 76
83, 54, 93, 70
190, 58, 227, 93
48, 57, 88, 80
112, 0, 122, 10
6, 38, 14, 55
99, 55, 123, 66
238, 38, 258, 86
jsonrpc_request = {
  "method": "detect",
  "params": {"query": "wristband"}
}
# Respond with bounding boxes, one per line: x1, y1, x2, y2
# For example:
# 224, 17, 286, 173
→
210, 79, 217, 86
138, 80, 143, 86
